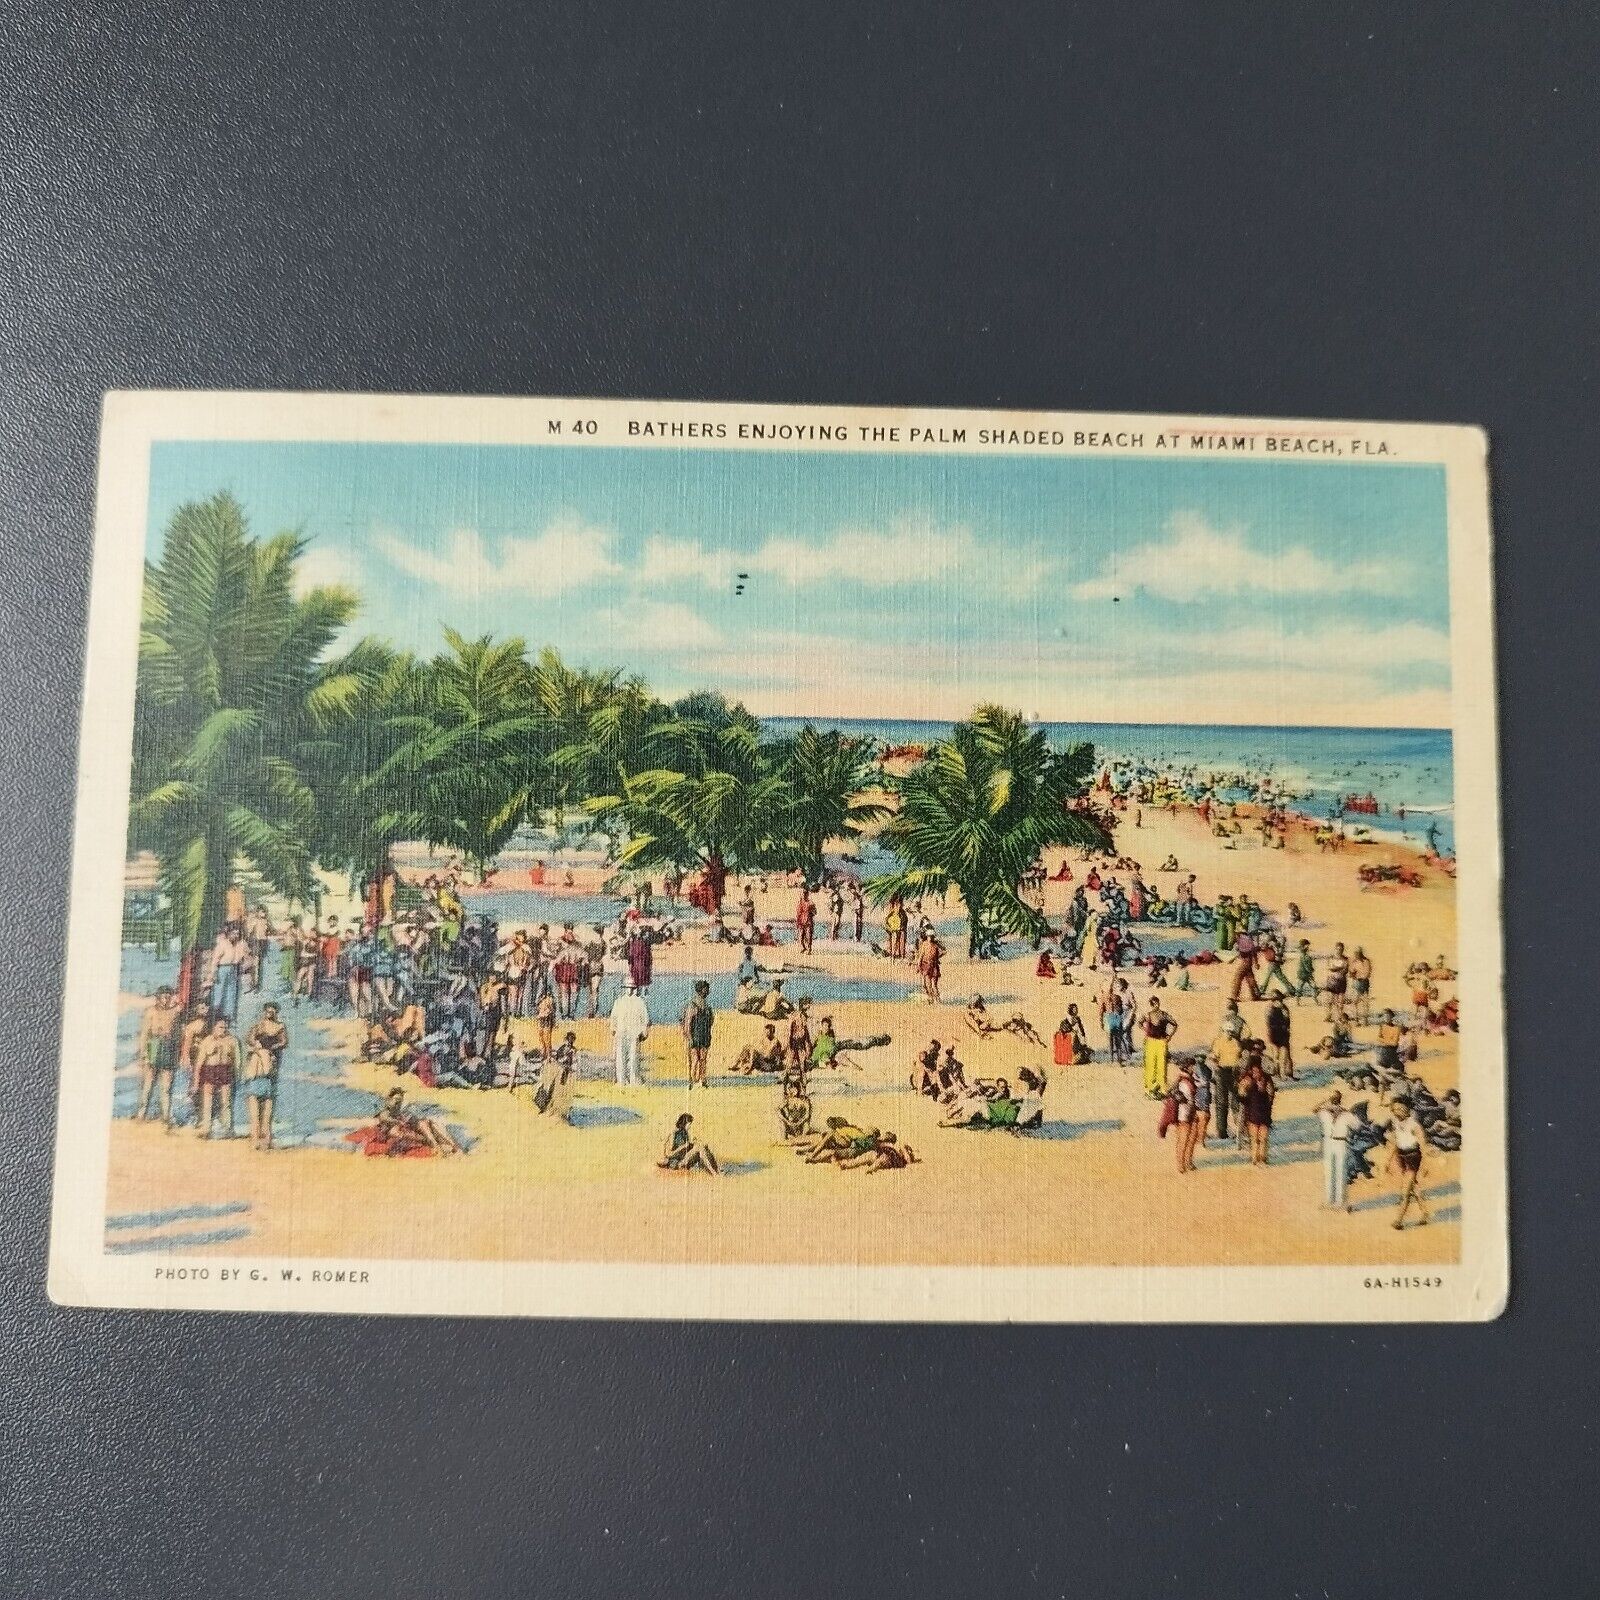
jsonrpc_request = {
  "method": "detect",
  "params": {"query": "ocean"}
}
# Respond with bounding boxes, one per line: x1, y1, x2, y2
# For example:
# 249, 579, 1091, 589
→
766, 718, 1456, 857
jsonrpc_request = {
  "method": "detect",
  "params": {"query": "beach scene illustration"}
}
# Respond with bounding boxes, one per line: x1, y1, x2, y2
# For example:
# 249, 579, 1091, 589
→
99, 429, 1472, 1279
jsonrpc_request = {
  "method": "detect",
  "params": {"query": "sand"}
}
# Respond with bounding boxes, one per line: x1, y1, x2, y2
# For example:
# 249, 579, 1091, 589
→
104, 803, 1461, 1268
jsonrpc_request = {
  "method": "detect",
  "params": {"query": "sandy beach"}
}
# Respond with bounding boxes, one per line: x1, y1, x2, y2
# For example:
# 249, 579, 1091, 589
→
104, 797, 1461, 1270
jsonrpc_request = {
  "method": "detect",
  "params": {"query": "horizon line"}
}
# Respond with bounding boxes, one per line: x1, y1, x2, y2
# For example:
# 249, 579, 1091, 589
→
754, 713, 1453, 737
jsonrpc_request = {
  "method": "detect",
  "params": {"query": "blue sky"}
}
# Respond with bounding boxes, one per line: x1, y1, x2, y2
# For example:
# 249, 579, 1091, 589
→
146, 440, 1452, 728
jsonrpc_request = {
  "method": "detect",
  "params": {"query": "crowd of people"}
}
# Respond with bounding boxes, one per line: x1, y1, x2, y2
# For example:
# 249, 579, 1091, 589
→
126, 783, 1461, 1223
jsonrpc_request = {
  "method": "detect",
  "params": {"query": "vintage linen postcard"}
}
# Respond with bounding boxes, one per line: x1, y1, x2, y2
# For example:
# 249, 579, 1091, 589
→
50, 392, 1506, 1321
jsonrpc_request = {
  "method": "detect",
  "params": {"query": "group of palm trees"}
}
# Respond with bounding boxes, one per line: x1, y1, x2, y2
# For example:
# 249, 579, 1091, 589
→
130, 492, 1109, 984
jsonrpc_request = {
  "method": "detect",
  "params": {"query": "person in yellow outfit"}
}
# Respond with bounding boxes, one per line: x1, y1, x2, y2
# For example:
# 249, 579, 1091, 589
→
1141, 997, 1177, 1098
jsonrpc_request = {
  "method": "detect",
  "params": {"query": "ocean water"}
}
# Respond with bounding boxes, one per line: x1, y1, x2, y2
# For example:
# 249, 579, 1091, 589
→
768, 718, 1456, 857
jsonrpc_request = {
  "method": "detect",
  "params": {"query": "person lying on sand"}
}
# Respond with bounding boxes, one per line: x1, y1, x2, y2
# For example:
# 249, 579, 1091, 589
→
796, 1117, 873, 1163
838, 1131, 916, 1171
964, 996, 1046, 1047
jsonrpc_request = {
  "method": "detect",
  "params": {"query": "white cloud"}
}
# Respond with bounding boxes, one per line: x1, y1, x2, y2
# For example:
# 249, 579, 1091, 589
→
693, 621, 1451, 729
379, 515, 1057, 603
1071, 510, 1400, 603
593, 600, 723, 651
374, 515, 619, 597
639, 519, 1051, 599
1149, 619, 1451, 671
294, 543, 360, 597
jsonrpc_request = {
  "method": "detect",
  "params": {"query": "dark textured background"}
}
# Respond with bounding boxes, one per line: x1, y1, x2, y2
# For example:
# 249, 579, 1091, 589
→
2, 5, 1594, 1596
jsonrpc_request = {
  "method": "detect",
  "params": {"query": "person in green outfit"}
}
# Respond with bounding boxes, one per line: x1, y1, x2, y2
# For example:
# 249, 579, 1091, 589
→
1214, 894, 1237, 953
1293, 937, 1317, 1004
681, 979, 715, 1089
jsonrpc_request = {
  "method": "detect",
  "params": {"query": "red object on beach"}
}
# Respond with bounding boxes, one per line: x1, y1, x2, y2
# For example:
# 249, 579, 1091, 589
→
1156, 1095, 1177, 1138
344, 1126, 434, 1158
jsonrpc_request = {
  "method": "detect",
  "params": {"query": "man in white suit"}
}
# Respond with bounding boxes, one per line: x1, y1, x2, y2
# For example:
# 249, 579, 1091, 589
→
610, 985, 650, 1086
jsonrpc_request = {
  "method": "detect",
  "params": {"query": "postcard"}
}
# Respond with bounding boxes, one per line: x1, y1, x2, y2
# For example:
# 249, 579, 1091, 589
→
49, 392, 1506, 1321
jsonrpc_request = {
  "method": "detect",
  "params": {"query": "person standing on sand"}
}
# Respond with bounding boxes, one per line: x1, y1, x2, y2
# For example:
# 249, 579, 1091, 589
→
1294, 938, 1317, 1005
1324, 942, 1350, 1023
193, 1017, 241, 1139
245, 904, 271, 993
1208, 1024, 1243, 1143
1265, 994, 1295, 1079
1173, 874, 1197, 926
1213, 895, 1237, 954
536, 989, 557, 1061
1348, 947, 1373, 1025
625, 920, 653, 991
884, 894, 906, 959
584, 925, 608, 1018
1141, 997, 1176, 1098
1315, 1089, 1361, 1210
243, 1003, 288, 1151
502, 931, 533, 1016
1258, 935, 1294, 998
795, 891, 817, 954
828, 882, 845, 941
610, 985, 650, 1086
178, 1003, 212, 1118
916, 931, 944, 1002
1229, 925, 1262, 1002
207, 922, 250, 1025
682, 979, 715, 1089
1386, 1097, 1431, 1229
850, 882, 865, 941
1239, 1059, 1275, 1166
133, 985, 184, 1125
1180, 1059, 1213, 1172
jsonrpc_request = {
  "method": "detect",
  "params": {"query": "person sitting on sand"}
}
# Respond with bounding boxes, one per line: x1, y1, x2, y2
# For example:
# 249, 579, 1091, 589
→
750, 978, 794, 1019
809, 1015, 841, 1071
779, 1076, 813, 1141
838, 1131, 916, 1171
936, 1044, 968, 1099
964, 996, 1046, 1047
1035, 949, 1057, 979
912, 1039, 945, 1098
1054, 1007, 1090, 1065
659, 1113, 720, 1174
1013, 1067, 1047, 1129
733, 1023, 786, 1075
372, 1087, 462, 1156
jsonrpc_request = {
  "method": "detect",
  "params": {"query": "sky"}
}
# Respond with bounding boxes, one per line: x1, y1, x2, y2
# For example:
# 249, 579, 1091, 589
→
145, 439, 1453, 728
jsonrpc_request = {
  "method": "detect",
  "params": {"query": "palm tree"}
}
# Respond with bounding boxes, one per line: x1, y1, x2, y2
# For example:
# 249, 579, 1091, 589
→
583, 693, 790, 891
869, 705, 1108, 956
300, 639, 428, 898
769, 724, 890, 886
372, 631, 546, 878
130, 493, 361, 994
